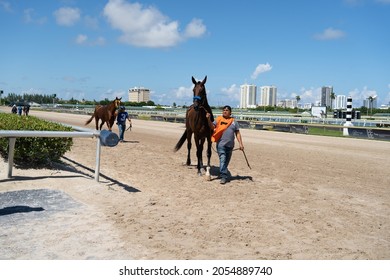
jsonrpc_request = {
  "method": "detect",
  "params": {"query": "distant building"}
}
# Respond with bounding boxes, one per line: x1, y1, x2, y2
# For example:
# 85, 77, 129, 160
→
321, 86, 333, 108
240, 84, 257, 108
278, 99, 296, 109
259, 86, 277, 106
363, 96, 378, 109
128, 87, 151, 103
335, 95, 347, 109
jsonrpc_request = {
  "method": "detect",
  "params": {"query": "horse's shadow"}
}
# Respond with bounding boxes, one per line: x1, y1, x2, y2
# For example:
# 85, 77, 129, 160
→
187, 165, 253, 182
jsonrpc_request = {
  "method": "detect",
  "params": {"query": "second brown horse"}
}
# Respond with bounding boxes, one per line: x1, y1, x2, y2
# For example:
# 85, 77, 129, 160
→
85, 97, 121, 131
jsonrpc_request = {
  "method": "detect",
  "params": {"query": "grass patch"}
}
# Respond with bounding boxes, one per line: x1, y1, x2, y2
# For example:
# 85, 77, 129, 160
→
308, 127, 343, 137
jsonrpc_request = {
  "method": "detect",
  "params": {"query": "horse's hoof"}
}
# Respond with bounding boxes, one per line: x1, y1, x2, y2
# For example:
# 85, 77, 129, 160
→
205, 175, 211, 181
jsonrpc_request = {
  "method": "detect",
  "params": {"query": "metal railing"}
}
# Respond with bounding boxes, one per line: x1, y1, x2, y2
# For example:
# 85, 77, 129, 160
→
0, 126, 105, 181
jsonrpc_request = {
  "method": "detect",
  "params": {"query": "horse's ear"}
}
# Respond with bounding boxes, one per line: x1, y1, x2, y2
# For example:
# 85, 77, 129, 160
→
202, 75, 207, 85
192, 76, 197, 85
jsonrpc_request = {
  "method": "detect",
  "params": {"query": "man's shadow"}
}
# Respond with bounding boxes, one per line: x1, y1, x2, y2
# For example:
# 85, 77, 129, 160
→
209, 166, 253, 182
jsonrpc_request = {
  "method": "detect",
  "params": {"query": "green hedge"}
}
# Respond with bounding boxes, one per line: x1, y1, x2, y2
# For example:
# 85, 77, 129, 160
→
0, 113, 73, 167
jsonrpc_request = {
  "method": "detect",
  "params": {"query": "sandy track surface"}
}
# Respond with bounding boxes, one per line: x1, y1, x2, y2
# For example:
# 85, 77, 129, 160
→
1, 109, 389, 259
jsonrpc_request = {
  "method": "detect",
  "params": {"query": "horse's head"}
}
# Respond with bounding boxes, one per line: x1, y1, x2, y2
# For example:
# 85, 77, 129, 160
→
192, 76, 207, 108
114, 97, 122, 108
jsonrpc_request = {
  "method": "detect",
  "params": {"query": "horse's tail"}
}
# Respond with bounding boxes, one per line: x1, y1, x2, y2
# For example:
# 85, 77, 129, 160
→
174, 130, 187, 152
85, 111, 95, 125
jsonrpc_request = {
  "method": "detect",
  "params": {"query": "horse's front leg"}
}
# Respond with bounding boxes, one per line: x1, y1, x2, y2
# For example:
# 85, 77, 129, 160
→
196, 138, 205, 176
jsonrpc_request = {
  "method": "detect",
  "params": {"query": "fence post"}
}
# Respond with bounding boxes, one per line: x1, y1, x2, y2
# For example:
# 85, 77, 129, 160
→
7, 137, 16, 178
95, 136, 101, 182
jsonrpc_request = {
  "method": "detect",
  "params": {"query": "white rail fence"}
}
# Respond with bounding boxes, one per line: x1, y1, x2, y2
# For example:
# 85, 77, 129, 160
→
0, 126, 117, 182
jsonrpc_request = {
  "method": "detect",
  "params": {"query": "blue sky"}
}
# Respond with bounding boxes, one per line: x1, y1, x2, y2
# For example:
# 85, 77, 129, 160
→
1, 0, 389, 108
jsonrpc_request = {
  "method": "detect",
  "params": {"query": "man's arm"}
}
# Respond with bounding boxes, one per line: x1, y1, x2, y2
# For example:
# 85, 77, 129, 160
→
206, 113, 215, 130
235, 130, 244, 151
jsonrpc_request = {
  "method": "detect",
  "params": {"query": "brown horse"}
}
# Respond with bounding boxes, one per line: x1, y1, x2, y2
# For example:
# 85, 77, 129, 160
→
174, 76, 214, 178
85, 97, 122, 130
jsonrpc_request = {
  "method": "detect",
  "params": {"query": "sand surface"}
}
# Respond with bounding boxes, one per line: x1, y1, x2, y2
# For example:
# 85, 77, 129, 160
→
1, 109, 389, 259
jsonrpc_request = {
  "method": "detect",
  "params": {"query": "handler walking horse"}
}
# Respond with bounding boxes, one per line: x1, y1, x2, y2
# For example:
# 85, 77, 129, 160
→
174, 76, 214, 179
85, 97, 121, 131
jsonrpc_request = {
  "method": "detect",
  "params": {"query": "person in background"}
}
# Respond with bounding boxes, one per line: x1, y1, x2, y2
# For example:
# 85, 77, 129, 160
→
11, 104, 17, 114
207, 105, 244, 184
116, 106, 132, 142
23, 104, 30, 116
17, 105, 22, 116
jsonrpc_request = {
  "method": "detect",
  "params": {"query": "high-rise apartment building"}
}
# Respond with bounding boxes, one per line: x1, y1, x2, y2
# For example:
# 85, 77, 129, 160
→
363, 96, 378, 109
128, 87, 151, 102
321, 86, 333, 108
240, 84, 257, 108
259, 86, 277, 106
335, 95, 347, 109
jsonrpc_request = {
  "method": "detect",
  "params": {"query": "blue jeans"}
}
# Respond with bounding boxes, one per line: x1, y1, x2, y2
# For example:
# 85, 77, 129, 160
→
217, 144, 233, 179
118, 123, 126, 140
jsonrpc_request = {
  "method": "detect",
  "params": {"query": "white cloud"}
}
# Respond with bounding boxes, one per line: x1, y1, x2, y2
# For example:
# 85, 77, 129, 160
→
75, 34, 105, 46
314, 27, 345, 40
0, 1, 12, 12
346, 86, 378, 105
23, 8, 47, 24
75, 34, 88, 44
295, 87, 321, 104
251, 63, 272, 79
103, 0, 206, 48
174, 86, 193, 100
100, 89, 126, 101
220, 84, 240, 104
54, 7, 81, 26
184, 18, 206, 38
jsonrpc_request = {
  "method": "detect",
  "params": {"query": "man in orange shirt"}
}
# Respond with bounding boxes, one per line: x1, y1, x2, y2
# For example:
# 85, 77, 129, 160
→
207, 105, 244, 184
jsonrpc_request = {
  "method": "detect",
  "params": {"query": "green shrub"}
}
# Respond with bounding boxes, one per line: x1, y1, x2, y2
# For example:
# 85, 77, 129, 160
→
0, 113, 73, 167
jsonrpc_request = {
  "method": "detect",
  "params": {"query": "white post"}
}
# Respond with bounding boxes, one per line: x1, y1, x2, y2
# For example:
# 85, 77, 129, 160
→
95, 136, 101, 182
7, 138, 16, 178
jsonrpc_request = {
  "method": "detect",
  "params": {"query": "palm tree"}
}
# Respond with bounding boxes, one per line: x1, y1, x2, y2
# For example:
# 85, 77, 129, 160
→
330, 92, 336, 111
295, 95, 301, 113
368, 96, 374, 116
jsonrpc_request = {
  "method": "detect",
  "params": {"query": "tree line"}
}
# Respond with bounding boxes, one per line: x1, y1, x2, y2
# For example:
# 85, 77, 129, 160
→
0, 93, 156, 107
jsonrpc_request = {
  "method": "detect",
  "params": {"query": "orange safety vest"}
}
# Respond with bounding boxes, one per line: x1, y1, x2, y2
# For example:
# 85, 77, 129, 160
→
211, 116, 234, 142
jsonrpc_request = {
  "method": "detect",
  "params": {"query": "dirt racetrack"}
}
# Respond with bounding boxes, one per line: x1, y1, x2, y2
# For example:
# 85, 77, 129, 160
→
1, 108, 389, 259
